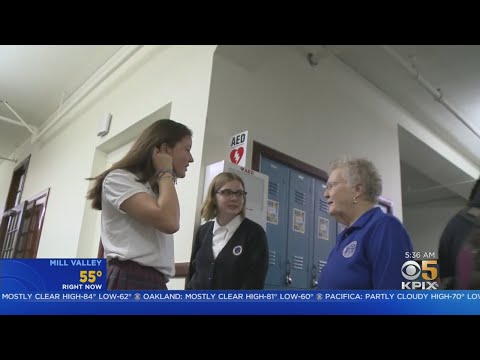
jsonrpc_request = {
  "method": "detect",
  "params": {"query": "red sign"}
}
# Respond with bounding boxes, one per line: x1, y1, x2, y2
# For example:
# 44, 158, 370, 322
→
230, 147, 244, 164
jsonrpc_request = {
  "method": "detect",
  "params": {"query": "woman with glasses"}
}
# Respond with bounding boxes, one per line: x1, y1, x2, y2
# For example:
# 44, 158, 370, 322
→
317, 157, 413, 290
185, 172, 269, 290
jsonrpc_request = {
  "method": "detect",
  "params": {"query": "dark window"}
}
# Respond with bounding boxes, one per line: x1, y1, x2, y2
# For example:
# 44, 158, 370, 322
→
0, 155, 50, 258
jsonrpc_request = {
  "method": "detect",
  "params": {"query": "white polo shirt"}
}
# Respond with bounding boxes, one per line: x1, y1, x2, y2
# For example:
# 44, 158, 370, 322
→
101, 169, 174, 278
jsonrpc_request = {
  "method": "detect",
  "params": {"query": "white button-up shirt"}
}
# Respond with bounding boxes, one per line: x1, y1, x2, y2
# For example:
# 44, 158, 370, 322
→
212, 215, 243, 259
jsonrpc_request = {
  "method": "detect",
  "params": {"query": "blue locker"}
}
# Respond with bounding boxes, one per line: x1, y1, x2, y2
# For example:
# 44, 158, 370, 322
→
286, 170, 314, 289
260, 156, 338, 289
260, 157, 289, 288
311, 179, 336, 288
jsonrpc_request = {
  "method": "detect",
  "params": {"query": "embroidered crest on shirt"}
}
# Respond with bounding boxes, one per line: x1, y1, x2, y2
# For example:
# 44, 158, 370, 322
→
342, 241, 357, 258
233, 245, 243, 256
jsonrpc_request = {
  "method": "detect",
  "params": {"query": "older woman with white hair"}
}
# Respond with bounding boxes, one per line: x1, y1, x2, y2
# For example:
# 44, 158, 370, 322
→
316, 157, 413, 289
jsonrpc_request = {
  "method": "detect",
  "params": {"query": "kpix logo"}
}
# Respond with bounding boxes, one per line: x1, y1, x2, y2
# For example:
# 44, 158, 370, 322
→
401, 260, 439, 289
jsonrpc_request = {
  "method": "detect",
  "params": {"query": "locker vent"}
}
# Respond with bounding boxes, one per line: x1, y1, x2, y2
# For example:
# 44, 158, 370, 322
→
268, 182, 279, 197
318, 198, 328, 213
292, 255, 304, 270
317, 260, 327, 274
269, 250, 276, 265
294, 190, 306, 205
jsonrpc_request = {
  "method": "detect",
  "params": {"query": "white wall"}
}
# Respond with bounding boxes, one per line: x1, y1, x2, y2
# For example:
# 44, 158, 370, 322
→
204, 46, 407, 218
403, 198, 464, 255
0, 45, 216, 268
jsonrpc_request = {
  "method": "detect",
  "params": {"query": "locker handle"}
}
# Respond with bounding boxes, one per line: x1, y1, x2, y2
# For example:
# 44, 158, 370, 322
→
285, 260, 292, 285
311, 265, 318, 288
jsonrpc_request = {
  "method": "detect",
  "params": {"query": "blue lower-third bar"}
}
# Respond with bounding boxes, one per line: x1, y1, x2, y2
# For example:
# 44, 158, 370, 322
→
1, 290, 480, 315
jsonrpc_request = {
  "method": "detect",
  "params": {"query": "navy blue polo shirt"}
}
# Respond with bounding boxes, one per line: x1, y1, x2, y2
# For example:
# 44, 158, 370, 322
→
317, 207, 413, 290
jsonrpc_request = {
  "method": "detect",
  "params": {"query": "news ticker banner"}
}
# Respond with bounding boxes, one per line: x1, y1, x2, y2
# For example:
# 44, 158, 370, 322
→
2, 290, 480, 315
2, 258, 480, 315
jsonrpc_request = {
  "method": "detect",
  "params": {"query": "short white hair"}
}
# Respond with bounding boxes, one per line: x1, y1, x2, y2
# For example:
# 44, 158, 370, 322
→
329, 157, 382, 203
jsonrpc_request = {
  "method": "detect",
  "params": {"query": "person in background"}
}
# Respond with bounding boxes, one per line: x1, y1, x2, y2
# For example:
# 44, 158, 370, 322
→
438, 177, 480, 289
455, 205, 480, 289
316, 157, 414, 290
186, 172, 269, 290
86, 119, 194, 290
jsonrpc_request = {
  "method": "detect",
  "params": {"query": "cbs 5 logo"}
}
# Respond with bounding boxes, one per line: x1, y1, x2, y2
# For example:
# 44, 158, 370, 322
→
401, 260, 438, 281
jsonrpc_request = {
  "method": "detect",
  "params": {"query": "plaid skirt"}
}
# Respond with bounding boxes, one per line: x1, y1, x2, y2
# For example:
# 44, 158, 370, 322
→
107, 258, 168, 290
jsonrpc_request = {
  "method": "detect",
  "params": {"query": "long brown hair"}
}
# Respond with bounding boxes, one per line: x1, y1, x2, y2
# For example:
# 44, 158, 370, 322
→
86, 119, 192, 210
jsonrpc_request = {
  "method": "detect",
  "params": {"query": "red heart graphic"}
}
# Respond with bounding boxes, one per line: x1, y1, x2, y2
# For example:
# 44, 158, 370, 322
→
230, 147, 244, 164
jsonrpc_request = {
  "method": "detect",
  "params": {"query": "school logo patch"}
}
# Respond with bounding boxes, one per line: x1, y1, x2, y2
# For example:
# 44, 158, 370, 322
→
233, 245, 243, 256
342, 241, 357, 258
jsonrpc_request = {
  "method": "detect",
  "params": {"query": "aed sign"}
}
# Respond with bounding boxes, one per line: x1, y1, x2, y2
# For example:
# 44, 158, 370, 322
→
229, 130, 248, 166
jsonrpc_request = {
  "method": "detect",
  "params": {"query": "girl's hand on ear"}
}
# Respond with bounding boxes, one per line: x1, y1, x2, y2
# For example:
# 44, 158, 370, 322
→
152, 145, 173, 172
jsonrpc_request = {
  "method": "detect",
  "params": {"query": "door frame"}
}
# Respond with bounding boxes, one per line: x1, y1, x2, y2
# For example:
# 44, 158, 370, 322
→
252, 141, 393, 213
252, 141, 328, 181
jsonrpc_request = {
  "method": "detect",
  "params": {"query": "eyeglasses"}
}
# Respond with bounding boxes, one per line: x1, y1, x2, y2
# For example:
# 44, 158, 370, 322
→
324, 181, 359, 191
324, 181, 346, 191
216, 189, 247, 198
